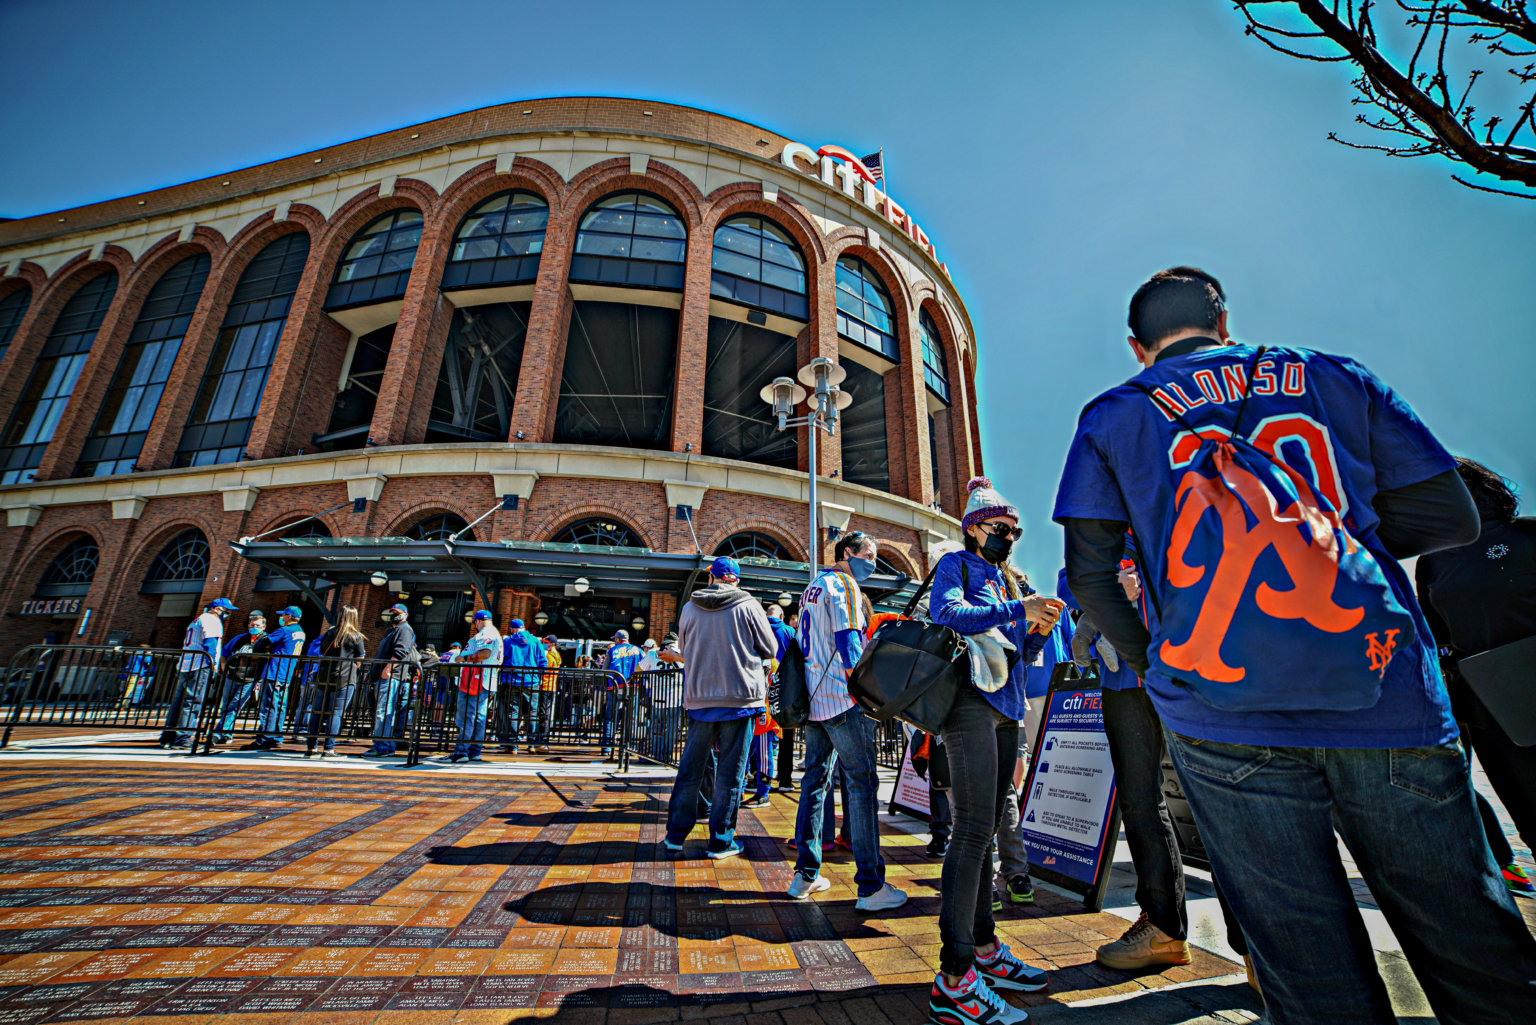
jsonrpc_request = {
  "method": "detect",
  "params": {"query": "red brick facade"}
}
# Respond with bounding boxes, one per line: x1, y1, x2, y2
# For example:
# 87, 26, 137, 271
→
0, 97, 981, 662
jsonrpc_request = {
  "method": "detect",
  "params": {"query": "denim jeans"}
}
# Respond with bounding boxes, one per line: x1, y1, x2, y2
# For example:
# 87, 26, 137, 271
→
306, 683, 355, 752
162, 667, 210, 745
795, 707, 886, 897
500, 689, 538, 748
212, 676, 255, 742
453, 690, 490, 759
601, 689, 622, 752
665, 714, 754, 849
256, 678, 289, 744
371, 676, 404, 755
937, 683, 1016, 976
1166, 732, 1536, 1024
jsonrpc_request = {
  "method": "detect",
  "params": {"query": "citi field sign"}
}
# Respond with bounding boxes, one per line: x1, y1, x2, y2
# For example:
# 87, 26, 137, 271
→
778, 143, 948, 277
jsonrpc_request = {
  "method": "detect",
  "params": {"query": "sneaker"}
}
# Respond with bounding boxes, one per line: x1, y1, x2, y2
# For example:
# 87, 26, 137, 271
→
787, 874, 831, 900
663, 839, 685, 853
927, 966, 1029, 1024
359, 751, 396, 760
741, 794, 770, 809
1005, 876, 1035, 905
706, 842, 742, 861
166, 739, 192, 751
975, 941, 1048, 993
991, 889, 1003, 912
927, 835, 950, 859
834, 834, 853, 852
855, 882, 909, 913
321, 750, 343, 760
695, 814, 711, 824
1094, 913, 1191, 971
1502, 863, 1534, 896
785, 838, 835, 853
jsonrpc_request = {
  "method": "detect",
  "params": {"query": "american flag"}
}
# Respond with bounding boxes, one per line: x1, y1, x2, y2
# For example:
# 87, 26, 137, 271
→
861, 151, 884, 183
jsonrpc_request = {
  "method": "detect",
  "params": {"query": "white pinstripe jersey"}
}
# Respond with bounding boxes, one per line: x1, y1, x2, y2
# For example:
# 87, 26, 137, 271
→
797, 569, 864, 722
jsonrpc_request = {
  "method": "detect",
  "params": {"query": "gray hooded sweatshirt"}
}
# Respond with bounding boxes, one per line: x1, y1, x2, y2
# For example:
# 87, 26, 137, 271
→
677, 581, 778, 712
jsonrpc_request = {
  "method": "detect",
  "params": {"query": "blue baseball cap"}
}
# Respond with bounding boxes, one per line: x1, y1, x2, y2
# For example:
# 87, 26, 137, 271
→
473, 610, 492, 621
278, 605, 303, 619
206, 598, 237, 611
387, 603, 409, 615
509, 618, 524, 629
710, 556, 740, 580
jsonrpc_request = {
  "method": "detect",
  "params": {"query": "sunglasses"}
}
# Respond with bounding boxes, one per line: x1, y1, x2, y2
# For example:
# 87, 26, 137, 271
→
982, 522, 1022, 542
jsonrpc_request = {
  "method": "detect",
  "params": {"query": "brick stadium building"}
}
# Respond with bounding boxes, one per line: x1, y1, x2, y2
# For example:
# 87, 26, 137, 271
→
0, 97, 984, 659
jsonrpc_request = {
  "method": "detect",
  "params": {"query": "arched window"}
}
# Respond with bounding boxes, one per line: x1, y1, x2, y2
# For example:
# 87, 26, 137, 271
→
35, 537, 99, 598
552, 518, 643, 549
919, 309, 950, 404
442, 191, 547, 290
835, 256, 896, 360
571, 191, 686, 290
141, 529, 210, 594
710, 215, 808, 319
427, 302, 531, 443
257, 519, 332, 580
701, 318, 797, 469
0, 272, 117, 485
176, 233, 310, 467
840, 359, 889, 492
0, 286, 30, 366
404, 514, 471, 542
326, 209, 422, 309
77, 254, 211, 477
715, 532, 792, 562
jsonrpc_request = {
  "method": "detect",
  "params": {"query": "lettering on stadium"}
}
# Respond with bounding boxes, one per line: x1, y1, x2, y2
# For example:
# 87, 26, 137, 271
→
779, 143, 947, 276
18, 598, 82, 616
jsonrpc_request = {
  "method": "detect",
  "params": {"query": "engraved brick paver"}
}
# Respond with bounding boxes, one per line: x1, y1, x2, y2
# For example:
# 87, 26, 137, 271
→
0, 758, 1261, 1022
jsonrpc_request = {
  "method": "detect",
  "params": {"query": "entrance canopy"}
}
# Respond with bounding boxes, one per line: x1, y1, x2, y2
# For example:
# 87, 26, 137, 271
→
230, 536, 915, 622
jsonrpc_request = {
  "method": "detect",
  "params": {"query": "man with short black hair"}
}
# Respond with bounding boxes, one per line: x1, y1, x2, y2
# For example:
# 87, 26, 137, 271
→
1055, 266, 1536, 1021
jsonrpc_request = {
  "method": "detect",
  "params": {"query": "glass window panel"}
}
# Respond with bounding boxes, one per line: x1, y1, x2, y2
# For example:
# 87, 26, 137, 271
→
0, 288, 32, 364
633, 213, 685, 239
630, 238, 685, 263
575, 234, 631, 258
714, 226, 760, 258
443, 192, 548, 289
712, 250, 761, 281
386, 223, 423, 251
760, 264, 805, 294
582, 209, 634, 233
379, 250, 414, 274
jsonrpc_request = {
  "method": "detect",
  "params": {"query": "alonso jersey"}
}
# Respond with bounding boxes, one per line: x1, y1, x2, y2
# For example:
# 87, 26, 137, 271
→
798, 569, 864, 722
1053, 342, 1456, 749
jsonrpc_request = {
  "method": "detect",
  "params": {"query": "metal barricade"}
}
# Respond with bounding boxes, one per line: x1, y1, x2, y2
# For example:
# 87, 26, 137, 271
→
408, 665, 628, 762
1, 644, 213, 750
197, 651, 422, 762
620, 668, 687, 769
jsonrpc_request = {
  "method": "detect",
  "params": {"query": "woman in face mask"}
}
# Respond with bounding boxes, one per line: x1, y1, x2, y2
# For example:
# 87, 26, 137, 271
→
924, 478, 1064, 1025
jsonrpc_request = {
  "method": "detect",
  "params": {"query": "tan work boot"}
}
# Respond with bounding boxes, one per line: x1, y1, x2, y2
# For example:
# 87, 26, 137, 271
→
1095, 912, 1192, 970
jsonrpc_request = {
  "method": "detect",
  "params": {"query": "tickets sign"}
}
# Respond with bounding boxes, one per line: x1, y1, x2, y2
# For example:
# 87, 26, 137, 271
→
17, 598, 82, 616
1019, 664, 1121, 910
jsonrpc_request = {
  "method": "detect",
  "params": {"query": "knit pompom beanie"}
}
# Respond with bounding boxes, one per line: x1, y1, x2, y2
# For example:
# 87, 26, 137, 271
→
961, 476, 1020, 532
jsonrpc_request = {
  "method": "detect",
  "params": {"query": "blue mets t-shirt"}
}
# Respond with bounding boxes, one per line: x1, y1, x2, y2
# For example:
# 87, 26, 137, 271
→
1053, 343, 1456, 749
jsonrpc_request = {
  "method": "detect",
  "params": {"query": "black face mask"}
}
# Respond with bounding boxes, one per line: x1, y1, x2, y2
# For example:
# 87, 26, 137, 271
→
389, 614, 405, 625
979, 533, 1014, 565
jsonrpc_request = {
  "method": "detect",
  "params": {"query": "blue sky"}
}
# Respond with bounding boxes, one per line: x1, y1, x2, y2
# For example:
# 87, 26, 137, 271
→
2, 0, 1531, 581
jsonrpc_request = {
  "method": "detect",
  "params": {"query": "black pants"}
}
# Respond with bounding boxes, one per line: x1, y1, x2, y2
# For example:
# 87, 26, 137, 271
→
1452, 680, 1535, 860
778, 726, 796, 787
937, 684, 1016, 976
1102, 687, 1245, 954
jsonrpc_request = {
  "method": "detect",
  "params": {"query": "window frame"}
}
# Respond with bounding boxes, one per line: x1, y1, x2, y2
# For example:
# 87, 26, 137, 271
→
35, 536, 100, 598
834, 256, 898, 360
325, 209, 423, 310
919, 308, 951, 404
551, 517, 645, 549
442, 191, 549, 291
569, 191, 687, 291
709, 215, 809, 320
140, 529, 211, 595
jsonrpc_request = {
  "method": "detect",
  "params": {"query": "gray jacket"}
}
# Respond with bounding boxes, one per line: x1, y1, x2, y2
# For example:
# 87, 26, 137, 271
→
677, 582, 778, 711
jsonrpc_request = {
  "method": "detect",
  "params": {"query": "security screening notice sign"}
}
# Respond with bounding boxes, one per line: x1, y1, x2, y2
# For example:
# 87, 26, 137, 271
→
1020, 662, 1121, 910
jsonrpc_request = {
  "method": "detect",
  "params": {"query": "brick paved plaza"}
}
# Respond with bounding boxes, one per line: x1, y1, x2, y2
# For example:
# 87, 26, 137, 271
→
0, 756, 1264, 1024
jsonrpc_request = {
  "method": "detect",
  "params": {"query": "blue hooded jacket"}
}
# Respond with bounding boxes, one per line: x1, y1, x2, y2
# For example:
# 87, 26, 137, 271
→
501, 629, 547, 686
931, 549, 1047, 721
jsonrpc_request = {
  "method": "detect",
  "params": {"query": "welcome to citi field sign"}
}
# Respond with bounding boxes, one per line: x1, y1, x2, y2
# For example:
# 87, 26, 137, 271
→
778, 143, 948, 278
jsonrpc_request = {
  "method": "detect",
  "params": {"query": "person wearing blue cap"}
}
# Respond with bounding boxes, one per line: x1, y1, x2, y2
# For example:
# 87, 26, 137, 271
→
362, 603, 418, 758
246, 606, 306, 750
497, 617, 547, 755
445, 610, 501, 762
600, 627, 644, 758
160, 597, 235, 749
662, 555, 777, 860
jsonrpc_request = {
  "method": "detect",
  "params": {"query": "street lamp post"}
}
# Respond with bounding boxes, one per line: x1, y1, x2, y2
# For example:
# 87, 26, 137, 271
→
759, 357, 853, 583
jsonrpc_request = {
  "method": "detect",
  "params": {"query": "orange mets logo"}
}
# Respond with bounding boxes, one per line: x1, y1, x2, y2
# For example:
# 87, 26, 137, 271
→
1365, 629, 1400, 678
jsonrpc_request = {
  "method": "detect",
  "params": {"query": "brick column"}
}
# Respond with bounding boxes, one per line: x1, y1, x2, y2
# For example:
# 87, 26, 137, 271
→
668, 228, 713, 452
515, 212, 577, 444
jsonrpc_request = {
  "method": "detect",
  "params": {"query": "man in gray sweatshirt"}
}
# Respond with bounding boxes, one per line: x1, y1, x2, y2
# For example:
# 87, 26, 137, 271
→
662, 556, 778, 860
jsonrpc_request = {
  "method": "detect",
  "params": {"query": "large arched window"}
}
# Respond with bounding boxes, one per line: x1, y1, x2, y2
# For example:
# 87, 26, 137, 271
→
571, 191, 686, 290
0, 286, 30, 366
76, 254, 210, 478
555, 301, 677, 450
35, 536, 99, 598
715, 532, 792, 562
426, 302, 531, 443
0, 272, 117, 485
710, 215, 808, 319
552, 518, 643, 549
176, 233, 310, 467
840, 359, 889, 493
404, 513, 471, 542
141, 529, 210, 594
701, 318, 797, 469
442, 191, 547, 290
919, 309, 950, 404
326, 209, 422, 309
835, 256, 896, 360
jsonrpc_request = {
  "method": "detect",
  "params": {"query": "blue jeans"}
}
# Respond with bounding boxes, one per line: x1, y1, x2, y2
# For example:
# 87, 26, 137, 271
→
1166, 732, 1536, 1025
500, 688, 539, 748
795, 707, 885, 897
162, 667, 209, 745
371, 676, 405, 755
255, 678, 288, 744
665, 714, 755, 850
213, 676, 255, 742
306, 682, 355, 751
453, 689, 490, 759
601, 689, 621, 752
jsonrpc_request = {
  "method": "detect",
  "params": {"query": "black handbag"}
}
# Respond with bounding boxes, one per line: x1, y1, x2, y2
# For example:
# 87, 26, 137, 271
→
773, 634, 811, 728
848, 564, 965, 735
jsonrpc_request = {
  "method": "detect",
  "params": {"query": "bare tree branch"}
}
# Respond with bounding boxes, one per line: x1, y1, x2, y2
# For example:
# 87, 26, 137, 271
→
1235, 0, 1536, 196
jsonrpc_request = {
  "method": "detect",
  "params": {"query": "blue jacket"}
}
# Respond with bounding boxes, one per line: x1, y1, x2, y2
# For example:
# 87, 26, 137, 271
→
931, 550, 1046, 721
501, 630, 547, 685
770, 619, 796, 663
258, 623, 305, 683
605, 642, 643, 683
